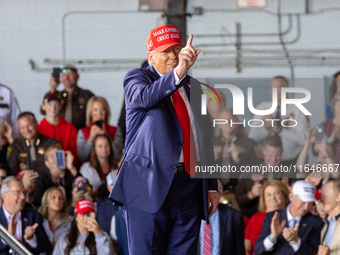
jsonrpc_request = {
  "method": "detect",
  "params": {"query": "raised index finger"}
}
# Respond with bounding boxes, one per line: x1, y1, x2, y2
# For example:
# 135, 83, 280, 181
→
186, 34, 193, 46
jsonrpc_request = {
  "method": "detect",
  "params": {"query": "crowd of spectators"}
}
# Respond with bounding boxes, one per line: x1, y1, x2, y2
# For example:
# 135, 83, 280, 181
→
1, 66, 340, 255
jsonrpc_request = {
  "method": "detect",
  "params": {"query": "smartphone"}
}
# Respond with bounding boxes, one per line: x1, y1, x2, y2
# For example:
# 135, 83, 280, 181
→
252, 174, 263, 183
86, 212, 95, 218
52, 67, 61, 83
315, 125, 324, 143
94, 120, 103, 128
231, 136, 237, 143
27, 160, 38, 171
77, 181, 88, 193
86, 212, 96, 226
55, 150, 65, 169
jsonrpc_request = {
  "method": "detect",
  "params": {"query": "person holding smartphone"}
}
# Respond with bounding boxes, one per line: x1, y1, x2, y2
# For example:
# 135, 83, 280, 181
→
69, 176, 93, 216
52, 199, 114, 255
34, 145, 78, 207
77, 96, 117, 163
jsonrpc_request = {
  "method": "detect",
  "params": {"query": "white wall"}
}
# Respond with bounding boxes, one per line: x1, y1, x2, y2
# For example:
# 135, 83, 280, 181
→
1, 0, 340, 124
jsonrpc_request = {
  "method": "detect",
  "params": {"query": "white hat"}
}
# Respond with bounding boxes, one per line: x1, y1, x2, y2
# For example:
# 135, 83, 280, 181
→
292, 180, 316, 202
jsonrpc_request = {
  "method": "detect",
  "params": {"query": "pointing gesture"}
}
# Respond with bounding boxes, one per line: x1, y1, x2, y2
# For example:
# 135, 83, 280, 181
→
175, 34, 201, 79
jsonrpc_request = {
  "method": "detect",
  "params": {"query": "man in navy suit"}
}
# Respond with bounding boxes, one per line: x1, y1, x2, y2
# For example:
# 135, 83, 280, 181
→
0, 176, 51, 255
254, 180, 324, 255
198, 197, 245, 255
109, 24, 218, 254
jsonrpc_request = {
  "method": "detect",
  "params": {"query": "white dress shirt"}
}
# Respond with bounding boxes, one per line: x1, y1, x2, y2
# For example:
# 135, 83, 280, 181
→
263, 206, 301, 252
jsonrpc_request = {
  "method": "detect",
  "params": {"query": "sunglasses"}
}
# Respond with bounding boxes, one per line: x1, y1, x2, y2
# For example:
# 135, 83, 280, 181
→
61, 68, 77, 73
0, 175, 6, 180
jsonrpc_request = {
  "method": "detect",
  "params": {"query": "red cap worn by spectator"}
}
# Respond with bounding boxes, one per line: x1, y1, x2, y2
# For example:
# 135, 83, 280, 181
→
315, 187, 322, 201
146, 24, 185, 52
74, 199, 95, 215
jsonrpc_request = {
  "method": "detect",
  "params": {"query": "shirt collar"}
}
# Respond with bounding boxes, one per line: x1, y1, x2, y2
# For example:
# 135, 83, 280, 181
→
3, 206, 21, 223
286, 205, 302, 223
154, 68, 164, 78
327, 213, 340, 222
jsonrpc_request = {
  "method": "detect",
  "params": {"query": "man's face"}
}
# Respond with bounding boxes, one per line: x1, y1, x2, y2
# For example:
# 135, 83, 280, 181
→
42, 100, 61, 118
289, 193, 313, 217
270, 78, 287, 106
2, 181, 26, 215
262, 145, 282, 167
147, 45, 183, 75
321, 182, 340, 215
61, 66, 79, 91
17, 116, 38, 140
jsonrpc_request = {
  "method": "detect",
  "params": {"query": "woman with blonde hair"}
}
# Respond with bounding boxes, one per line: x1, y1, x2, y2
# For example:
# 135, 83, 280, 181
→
39, 186, 72, 247
244, 179, 289, 255
77, 96, 117, 162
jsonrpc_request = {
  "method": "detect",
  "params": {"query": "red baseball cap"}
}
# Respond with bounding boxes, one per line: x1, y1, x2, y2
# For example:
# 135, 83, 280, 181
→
146, 24, 185, 52
74, 199, 95, 214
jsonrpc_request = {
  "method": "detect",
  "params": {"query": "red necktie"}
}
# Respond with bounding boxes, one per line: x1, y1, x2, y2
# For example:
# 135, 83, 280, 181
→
172, 90, 198, 177
203, 221, 212, 255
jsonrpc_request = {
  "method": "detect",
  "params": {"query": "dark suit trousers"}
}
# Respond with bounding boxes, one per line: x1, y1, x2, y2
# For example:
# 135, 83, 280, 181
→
124, 171, 203, 255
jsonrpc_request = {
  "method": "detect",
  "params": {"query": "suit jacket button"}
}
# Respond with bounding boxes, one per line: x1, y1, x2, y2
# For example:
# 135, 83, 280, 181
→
172, 164, 177, 168
179, 141, 183, 145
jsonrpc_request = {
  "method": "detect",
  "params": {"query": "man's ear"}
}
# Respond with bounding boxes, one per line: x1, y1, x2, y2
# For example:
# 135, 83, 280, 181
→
44, 160, 50, 169
336, 192, 340, 203
147, 52, 154, 66
41, 103, 46, 111
289, 192, 294, 201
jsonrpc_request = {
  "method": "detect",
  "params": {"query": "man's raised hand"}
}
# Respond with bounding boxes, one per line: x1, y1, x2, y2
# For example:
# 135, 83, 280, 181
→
175, 34, 201, 79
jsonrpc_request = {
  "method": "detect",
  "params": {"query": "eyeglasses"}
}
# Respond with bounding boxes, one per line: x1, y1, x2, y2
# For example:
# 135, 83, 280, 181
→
7, 190, 26, 196
62, 68, 77, 73
0, 175, 6, 180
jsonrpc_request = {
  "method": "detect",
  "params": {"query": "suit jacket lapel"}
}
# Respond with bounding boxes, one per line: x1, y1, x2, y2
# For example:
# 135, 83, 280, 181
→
148, 66, 177, 118
183, 78, 190, 99
0, 207, 8, 229
21, 209, 28, 244
298, 214, 308, 237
